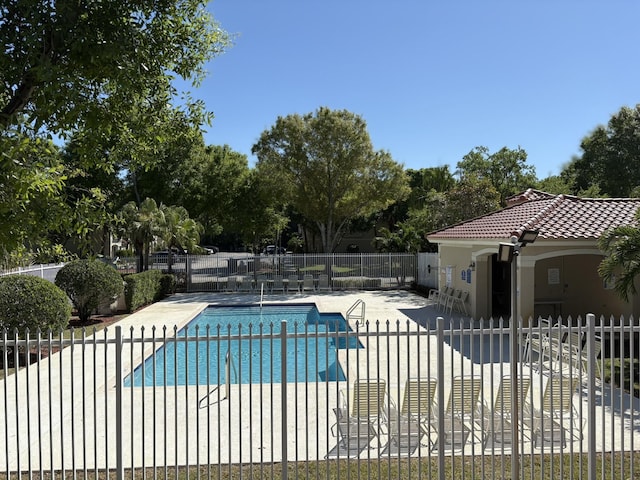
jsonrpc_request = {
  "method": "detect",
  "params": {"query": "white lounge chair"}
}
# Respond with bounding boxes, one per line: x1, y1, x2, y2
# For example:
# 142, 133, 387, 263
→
286, 274, 299, 293
386, 378, 437, 455
302, 274, 315, 292
318, 273, 331, 291
271, 274, 285, 293
483, 376, 531, 446
329, 379, 387, 458
432, 376, 484, 450
530, 375, 581, 448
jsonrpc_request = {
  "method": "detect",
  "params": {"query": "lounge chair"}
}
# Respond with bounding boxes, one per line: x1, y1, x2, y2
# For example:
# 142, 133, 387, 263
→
317, 273, 331, 291
483, 376, 531, 446
225, 276, 237, 292
385, 378, 437, 455
238, 276, 253, 293
302, 274, 315, 292
432, 376, 484, 450
286, 274, 299, 293
271, 274, 285, 293
530, 375, 581, 448
329, 379, 387, 458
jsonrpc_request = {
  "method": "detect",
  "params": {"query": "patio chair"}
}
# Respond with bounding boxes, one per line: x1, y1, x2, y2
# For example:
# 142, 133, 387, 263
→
318, 273, 331, 291
271, 274, 285, 293
225, 276, 237, 292
560, 331, 603, 380
447, 290, 469, 315
238, 276, 253, 293
385, 378, 438, 455
256, 275, 268, 293
524, 321, 565, 372
302, 274, 315, 292
483, 376, 531, 446
287, 274, 299, 293
530, 375, 581, 448
329, 379, 387, 458
437, 287, 454, 311
432, 376, 484, 450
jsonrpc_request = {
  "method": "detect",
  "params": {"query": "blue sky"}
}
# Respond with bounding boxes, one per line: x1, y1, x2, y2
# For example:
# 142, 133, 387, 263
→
189, 1, 640, 179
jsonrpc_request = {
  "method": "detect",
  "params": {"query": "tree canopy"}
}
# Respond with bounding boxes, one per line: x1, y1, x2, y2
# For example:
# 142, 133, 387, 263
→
0, 0, 229, 138
456, 146, 537, 205
568, 104, 640, 197
252, 107, 409, 253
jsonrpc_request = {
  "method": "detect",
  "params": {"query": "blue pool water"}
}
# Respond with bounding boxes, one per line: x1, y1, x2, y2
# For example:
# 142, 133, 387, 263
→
125, 304, 359, 386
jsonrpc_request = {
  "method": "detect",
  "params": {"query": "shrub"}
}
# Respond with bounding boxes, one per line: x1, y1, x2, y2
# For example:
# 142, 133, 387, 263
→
0, 275, 71, 334
55, 259, 124, 324
124, 269, 165, 312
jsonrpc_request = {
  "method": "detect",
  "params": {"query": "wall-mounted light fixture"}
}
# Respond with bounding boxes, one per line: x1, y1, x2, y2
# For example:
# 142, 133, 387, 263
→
468, 261, 476, 271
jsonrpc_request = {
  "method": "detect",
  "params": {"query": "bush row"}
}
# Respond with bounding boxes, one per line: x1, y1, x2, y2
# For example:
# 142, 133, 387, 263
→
124, 270, 176, 312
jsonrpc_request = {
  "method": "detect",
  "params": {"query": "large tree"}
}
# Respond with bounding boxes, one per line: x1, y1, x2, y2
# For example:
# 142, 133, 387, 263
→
0, 1, 229, 260
0, 0, 229, 137
568, 104, 640, 197
456, 146, 537, 205
252, 107, 410, 253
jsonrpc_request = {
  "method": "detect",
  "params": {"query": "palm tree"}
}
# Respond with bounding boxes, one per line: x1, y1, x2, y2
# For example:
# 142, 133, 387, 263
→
158, 205, 203, 273
118, 198, 163, 272
598, 211, 640, 302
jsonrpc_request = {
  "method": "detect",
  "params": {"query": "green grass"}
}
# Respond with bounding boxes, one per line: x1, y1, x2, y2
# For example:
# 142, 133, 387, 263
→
1, 453, 637, 480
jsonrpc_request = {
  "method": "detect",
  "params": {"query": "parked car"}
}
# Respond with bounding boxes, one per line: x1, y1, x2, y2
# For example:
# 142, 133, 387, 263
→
151, 250, 178, 262
263, 245, 286, 255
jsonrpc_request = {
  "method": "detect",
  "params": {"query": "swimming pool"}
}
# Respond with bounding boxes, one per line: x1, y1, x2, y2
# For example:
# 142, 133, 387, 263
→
125, 304, 360, 386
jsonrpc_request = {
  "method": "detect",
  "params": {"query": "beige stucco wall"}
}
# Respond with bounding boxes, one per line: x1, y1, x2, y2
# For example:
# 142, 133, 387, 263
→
433, 240, 638, 324
435, 245, 476, 316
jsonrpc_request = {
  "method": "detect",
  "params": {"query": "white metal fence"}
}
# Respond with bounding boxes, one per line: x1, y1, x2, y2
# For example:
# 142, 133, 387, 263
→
0, 263, 65, 283
1, 313, 639, 479
136, 253, 418, 292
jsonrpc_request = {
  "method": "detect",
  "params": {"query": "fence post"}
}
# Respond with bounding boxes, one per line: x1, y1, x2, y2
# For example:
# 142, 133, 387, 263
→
280, 320, 288, 480
115, 326, 124, 480
586, 313, 596, 480
436, 316, 445, 480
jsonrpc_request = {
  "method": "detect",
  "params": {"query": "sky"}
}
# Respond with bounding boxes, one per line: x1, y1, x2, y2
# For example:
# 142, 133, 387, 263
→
187, 1, 640, 179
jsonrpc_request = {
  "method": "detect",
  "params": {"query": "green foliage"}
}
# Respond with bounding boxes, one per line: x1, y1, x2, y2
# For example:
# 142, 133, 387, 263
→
159, 274, 178, 297
456, 146, 537, 205
443, 174, 501, 223
55, 260, 124, 324
568, 104, 640, 197
253, 107, 410, 253
0, 134, 68, 256
598, 211, 640, 302
123, 270, 166, 312
0, 275, 71, 334
0, 0, 230, 136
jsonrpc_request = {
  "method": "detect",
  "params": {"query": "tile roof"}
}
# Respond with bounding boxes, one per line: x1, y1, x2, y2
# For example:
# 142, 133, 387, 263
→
427, 192, 640, 241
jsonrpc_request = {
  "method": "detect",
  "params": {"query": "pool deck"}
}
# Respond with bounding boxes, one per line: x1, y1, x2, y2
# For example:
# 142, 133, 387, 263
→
2, 290, 640, 470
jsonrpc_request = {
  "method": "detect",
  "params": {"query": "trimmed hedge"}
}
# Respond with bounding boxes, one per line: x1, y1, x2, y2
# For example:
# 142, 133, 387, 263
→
0, 275, 71, 334
55, 259, 124, 323
124, 270, 176, 312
